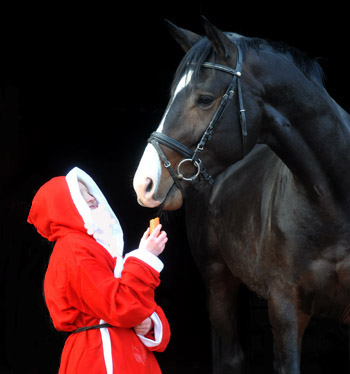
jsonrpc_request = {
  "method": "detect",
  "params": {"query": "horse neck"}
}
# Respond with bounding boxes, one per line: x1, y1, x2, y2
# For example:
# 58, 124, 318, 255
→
263, 79, 350, 213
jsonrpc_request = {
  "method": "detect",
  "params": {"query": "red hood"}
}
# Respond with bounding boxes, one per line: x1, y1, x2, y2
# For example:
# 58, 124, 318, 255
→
28, 176, 86, 242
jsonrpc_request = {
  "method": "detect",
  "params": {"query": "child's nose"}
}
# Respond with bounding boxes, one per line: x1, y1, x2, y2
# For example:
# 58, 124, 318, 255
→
87, 194, 95, 202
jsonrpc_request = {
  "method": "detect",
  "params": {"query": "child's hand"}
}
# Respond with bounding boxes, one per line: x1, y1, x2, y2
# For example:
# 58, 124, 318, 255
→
139, 224, 168, 257
134, 317, 153, 336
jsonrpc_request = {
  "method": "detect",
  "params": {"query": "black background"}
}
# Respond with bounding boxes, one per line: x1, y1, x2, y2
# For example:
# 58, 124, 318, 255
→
1, 3, 350, 373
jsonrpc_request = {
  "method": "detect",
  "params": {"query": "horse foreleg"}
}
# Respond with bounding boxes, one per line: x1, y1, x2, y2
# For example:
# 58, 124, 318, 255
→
268, 287, 310, 374
207, 265, 244, 374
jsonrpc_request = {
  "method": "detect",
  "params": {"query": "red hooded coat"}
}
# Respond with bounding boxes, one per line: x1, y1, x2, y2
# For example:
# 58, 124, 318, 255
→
27, 167, 170, 374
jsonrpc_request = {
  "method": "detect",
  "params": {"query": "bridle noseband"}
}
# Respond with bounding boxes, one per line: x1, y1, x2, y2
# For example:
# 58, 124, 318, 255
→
148, 45, 247, 189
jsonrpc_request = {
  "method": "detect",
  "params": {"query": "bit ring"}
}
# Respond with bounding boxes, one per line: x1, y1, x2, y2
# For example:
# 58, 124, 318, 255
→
177, 158, 201, 182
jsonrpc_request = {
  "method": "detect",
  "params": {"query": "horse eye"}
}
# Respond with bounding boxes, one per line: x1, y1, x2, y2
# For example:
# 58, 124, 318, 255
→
197, 95, 214, 107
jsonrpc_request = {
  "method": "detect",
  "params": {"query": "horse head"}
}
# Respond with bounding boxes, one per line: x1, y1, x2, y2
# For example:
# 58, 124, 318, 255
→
134, 17, 265, 210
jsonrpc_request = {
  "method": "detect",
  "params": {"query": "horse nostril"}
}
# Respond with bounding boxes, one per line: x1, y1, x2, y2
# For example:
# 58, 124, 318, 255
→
145, 178, 153, 193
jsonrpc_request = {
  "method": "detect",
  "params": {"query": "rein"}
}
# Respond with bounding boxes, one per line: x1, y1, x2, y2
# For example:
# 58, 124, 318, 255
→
148, 45, 247, 186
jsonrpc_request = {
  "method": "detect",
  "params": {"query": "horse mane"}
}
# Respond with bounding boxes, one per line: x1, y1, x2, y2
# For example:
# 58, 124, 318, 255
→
242, 34, 325, 86
171, 32, 325, 94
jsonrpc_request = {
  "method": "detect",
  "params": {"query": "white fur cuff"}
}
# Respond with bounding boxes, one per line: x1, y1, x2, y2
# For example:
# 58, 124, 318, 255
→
136, 312, 163, 348
125, 248, 164, 273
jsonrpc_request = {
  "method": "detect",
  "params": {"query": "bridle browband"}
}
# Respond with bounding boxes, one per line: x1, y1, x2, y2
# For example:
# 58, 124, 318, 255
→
148, 45, 247, 189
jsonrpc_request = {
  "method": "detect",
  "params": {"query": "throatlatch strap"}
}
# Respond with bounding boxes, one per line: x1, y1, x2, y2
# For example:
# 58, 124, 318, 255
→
71, 323, 113, 334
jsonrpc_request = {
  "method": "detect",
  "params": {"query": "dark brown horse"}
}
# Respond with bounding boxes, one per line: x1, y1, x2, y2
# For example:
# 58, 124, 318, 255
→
133, 17, 350, 373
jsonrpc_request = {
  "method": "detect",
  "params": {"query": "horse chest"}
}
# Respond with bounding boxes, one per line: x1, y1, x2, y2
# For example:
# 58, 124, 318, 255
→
219, 242, 271, 298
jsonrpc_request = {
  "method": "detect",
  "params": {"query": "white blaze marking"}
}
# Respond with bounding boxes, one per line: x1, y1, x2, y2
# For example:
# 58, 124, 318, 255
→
157, 69, 194, 133
134, 69, 194, 199
133, 142, 161, 190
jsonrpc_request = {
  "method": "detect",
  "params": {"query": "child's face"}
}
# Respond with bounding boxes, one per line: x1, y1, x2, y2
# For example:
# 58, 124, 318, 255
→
78, 181, 98, 210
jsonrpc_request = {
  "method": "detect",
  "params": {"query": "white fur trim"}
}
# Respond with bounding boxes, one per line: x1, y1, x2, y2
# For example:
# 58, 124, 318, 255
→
100, 319, 113, 374
66, 167, 124, 258
124, 249, 164, 273
114, 256, 123, 278
66, 168, 92, 227
136, 312, 163, 348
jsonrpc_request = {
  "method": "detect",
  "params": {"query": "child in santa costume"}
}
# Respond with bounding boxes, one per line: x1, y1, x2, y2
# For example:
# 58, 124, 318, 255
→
27, 167, 170, 374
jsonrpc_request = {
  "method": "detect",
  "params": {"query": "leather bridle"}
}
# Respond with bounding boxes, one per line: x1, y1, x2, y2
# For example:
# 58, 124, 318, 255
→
148, 45, 247, 189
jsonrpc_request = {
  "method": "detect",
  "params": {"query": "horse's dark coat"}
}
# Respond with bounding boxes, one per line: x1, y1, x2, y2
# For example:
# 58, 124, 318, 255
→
134, 18, 350, 373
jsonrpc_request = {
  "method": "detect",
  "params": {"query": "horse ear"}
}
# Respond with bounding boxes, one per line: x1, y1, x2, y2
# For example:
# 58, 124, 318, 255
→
165, 19, 202, 52
201, 16, 238, 62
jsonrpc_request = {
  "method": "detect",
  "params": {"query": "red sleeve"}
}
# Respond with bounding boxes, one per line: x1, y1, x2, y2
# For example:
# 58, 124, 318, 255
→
64, 235, 160, 328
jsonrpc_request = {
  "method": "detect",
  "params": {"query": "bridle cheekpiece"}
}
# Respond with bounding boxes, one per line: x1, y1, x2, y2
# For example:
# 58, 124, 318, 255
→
148, 45, 247, 189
